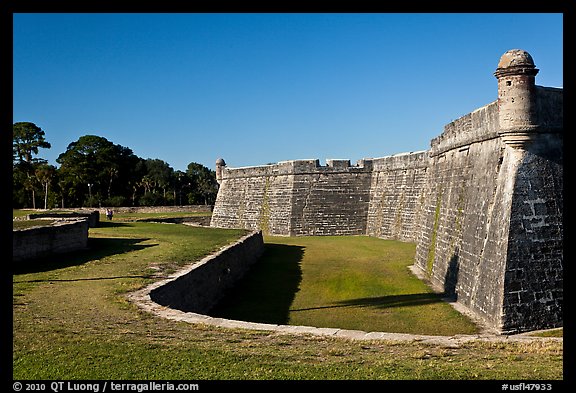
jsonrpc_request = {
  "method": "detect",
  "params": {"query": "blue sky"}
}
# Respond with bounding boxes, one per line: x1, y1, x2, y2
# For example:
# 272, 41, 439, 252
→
13, 13, 563, 172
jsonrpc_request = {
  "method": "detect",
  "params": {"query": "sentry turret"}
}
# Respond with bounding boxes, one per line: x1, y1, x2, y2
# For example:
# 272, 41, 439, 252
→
494, 49, 540, 149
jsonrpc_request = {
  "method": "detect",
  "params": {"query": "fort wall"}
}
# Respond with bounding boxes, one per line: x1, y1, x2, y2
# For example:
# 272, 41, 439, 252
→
212, 157, 424, 237
289, 159, 373, 236
210, 161, 295, 235
367, 152, 429, 242
210, 50, 563, 333
413, 102, 516, 331
502, 133, 563, 332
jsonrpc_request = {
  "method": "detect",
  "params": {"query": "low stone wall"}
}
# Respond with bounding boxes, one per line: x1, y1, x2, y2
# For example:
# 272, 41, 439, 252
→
149, 231, 264, 314
13, 219, 89, 262
100, 205, 213, 214
27, 210, 100, 227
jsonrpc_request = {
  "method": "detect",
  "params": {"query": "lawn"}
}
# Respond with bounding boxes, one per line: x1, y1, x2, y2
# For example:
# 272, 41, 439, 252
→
12, 219, 563, 380
211, 236, 479, 335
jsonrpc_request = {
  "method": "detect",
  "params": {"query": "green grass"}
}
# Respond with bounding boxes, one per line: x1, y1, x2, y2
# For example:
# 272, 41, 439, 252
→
211, 236, 478, 335
13, 209, 32, 218
528, 328, 563, 338
12, 220, 563, 380
13, 219, 57, 230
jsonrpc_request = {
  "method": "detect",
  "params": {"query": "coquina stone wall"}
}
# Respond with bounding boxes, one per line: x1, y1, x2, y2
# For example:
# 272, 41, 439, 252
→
211, 157, 423, 237
367, 152, 429, 242
149, 231, 264, 314
210, 162, 295, 235
210, 50, 563, 333
289, 159, 373, 236
413, 102, 508, 330
501, 134, 563, 333
412, 89, 562, 333
13, 219, 90, 262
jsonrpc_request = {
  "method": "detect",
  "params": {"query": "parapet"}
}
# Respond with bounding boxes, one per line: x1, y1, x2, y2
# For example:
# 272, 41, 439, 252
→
291, 158, 373, 173
371, 151, 429, 171
430, 101, 499, 157
219, 158, 374, 179
534, 86, 563, 131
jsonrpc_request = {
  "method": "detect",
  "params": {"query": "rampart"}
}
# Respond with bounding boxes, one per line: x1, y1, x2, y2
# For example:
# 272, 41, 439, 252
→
210, 50, 563, 333
12, 219, 90, 262
212, 151, 434, 241
412, 90, 562, 333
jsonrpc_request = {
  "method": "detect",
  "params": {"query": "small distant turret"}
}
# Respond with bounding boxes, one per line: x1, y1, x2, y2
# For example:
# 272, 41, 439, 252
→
215, 158, 226, 184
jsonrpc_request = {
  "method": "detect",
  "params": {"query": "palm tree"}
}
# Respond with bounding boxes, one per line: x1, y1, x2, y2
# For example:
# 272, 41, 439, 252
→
35, 164, 56, 209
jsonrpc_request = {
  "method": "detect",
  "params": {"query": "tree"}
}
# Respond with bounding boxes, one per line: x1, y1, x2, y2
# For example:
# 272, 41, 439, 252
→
13, 122, 51, 166
143, 159, 174, 200
56, 135, 141, 207
13, 122, 52, 208
140, 175, 155, 195
185, 162, 219, 205
23, 173, 39, 209
174, 170, 190, 206
12, 166, 29, 208
35, 164, 57, 209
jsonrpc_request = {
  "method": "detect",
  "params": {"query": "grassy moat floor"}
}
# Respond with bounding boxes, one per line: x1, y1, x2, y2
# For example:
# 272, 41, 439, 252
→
211, 236, 479, 336
13, 216, 563, 380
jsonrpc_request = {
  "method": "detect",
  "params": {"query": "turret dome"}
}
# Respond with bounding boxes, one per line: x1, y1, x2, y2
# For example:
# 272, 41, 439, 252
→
495, 49, 538, 78
497, 49, 535, 69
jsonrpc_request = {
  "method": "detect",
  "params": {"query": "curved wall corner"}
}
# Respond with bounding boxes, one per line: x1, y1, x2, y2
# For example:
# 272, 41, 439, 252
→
149, 230, 264, 314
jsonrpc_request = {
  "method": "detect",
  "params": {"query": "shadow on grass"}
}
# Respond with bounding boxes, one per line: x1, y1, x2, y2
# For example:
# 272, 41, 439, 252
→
208, 243, 304, 325
290, 292, 446, 312
12, 237, 155, 275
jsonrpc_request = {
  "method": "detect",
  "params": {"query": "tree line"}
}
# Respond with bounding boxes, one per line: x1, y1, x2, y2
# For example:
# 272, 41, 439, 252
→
13, 122, 219, 209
